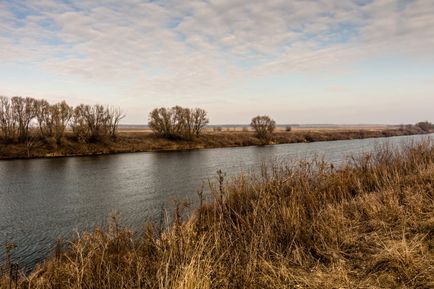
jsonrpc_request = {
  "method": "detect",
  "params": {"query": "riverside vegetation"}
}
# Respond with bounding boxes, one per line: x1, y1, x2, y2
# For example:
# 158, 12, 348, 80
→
1, 95, 433, 159
1, 140, 434, 288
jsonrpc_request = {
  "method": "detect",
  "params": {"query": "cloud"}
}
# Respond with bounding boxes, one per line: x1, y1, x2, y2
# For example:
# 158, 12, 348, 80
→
0, 0, 433, 122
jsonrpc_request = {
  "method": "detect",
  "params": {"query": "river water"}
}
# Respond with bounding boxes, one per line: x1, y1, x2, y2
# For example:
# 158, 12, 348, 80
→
0, 133, 433, 269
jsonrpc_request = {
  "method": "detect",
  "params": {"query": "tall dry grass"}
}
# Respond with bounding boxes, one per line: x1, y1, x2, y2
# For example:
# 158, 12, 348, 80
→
1, 141, 434, 288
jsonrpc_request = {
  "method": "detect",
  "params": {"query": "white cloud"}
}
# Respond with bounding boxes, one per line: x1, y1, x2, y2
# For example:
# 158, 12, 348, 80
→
0, 0, 433, 123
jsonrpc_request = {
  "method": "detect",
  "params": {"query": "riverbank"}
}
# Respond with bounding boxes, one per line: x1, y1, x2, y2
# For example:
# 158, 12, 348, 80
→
2, 140, 433, 288
0, 126, 427, 160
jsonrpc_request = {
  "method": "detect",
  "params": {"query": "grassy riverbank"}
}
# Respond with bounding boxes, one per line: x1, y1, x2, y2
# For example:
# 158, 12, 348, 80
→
2, 140, 433, 288
0, 126, 427, 160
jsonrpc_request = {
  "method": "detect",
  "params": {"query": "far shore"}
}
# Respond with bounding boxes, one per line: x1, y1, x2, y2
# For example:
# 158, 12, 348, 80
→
0, 126, 430, 160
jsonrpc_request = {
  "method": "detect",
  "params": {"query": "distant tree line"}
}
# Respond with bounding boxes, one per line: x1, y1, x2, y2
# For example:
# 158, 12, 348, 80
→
0, 96, 124, 144
2, 95, 431, 147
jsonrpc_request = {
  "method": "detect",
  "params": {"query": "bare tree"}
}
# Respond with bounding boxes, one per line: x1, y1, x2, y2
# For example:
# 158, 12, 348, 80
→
191, 108, 209, 137
250, 115, 276, 142
83, 105, 101, 141
11, 96, 36, 142
149, 107, 176, 139
52, 101, 73, 144
71, 104, 90, 143
25, 125, 38, 158
79, 104, 107, 142
148, 106, 209, 140
0, 96, 16, 142
107, 106, 125, 139
72, 104, 123, 142
35, 99, 54, 139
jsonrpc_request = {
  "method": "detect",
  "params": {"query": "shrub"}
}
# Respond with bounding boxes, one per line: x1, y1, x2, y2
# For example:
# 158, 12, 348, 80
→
250, 115, 276, 141
415, 121, 433, 132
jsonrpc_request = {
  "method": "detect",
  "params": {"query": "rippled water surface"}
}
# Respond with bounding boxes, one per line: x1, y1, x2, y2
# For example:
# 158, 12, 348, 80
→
0, 133, 433, 269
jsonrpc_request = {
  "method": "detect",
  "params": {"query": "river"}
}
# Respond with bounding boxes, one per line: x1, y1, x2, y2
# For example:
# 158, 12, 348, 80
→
0, 133, 433, 269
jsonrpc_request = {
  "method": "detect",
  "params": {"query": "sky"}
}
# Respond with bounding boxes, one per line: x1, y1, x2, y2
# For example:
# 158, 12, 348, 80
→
0, 0, 433, 124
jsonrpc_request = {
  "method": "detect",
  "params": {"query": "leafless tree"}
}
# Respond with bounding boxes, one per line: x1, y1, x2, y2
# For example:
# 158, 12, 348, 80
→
149, 107, 176, 139
149, 106, 209, 140
72, 104, 123, 142
107, 106, 125, 139
25, 125, 39, 158
52, 101, 73, 143
35, 99, 54, 139
191, 108, 209, 137
11, 96, 36, 142
0, 96, 16, 142
77, 104, 107, 142
172, 106, 190, 137
250, 115, 276, 141
71, 104, 90, 142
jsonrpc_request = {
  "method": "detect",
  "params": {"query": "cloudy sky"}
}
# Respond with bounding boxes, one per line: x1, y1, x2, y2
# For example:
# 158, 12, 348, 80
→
0, 0, 433, 124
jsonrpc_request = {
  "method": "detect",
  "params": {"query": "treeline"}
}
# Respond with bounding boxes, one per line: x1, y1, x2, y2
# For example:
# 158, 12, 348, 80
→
0, 96, 124, 144
2, 96, 432, 147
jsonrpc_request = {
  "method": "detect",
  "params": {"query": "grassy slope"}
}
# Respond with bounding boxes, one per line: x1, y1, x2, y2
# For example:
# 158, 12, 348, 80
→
2, 141, 433, 288
0, 127, 427, 159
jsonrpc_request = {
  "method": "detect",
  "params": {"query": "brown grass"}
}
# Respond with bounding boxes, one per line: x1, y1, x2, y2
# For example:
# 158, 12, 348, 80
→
1, 140, 434, 288
0, 126, 428, 160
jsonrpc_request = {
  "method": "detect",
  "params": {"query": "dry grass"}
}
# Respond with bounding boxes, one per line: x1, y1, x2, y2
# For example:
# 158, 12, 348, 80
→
1, 140, 434, 288
0, 126, 427, 160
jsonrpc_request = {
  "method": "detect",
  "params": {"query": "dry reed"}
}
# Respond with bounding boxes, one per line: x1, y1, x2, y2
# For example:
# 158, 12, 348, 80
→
1, 140, 434, 288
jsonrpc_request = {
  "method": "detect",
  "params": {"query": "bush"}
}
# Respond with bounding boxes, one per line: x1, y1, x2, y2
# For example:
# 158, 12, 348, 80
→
415, 121, 433, 132
250, 115, 276, 142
